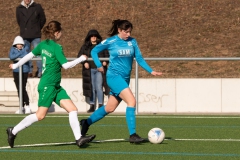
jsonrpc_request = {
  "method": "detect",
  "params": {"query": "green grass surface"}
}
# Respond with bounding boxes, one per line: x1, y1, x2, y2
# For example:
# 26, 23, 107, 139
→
1, 115, 240, 160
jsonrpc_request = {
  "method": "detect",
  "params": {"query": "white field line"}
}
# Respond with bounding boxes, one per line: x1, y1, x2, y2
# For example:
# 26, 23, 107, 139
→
0, 139, 128, 149
166, 138, 240, 142
1, 138, 240, 149
1, 115, 240, 119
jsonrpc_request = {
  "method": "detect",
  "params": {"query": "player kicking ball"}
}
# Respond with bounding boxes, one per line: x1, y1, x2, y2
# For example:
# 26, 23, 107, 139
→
80, 19, 162, 144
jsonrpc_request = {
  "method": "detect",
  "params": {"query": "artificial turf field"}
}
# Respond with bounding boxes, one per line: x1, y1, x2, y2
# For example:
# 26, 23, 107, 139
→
1, 114, 240, 160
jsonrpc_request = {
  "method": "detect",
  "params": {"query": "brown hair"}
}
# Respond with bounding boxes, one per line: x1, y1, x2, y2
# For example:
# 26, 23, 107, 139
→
108, 19, 133, 36
42, 21, 62, 40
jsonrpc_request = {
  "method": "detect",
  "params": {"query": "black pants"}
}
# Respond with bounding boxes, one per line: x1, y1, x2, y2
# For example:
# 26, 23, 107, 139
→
13, 72, 29, 107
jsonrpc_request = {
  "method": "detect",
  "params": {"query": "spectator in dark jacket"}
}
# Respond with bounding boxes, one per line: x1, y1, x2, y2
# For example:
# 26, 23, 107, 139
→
77, 29, 109, 113
16, 0, 46, 78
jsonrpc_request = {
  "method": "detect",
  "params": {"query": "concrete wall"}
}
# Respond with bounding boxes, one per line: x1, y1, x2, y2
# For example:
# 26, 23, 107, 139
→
0, 78, 239, 114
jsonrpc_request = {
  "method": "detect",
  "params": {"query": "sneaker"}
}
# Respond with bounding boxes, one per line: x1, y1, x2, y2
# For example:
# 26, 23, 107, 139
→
129, 133, 145, 144
6, 127, 17, 148
80, 119, 90, 136
76, 134, 96, 147
15, 107, 25, 114
25, 106, 32, 114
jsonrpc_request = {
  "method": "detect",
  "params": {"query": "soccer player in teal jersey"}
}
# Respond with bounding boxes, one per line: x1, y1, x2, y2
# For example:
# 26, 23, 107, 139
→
7, 21, 95, 148
80, 19, 162, 144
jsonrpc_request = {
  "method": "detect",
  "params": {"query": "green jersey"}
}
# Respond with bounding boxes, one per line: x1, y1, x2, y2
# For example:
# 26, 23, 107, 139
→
32, 40, 68, 88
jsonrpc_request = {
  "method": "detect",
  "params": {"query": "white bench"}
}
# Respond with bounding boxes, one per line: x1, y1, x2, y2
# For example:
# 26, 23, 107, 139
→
0, 91, 19, 107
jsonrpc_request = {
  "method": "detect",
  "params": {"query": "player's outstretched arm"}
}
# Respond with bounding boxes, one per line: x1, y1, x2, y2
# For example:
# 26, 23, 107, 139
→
151, 71, 163, 76
9, 52, 34, 70
62, 55, 88, 69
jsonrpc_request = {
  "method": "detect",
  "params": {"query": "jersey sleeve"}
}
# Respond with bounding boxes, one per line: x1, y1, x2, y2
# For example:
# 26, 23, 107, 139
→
132, 39, 153, 73
55, 45, 68, 65
91, 40, 109, 68
31, 43, 42, 56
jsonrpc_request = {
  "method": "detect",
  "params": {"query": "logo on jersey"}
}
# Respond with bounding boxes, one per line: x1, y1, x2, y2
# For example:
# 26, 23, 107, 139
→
127, 41, 132, 46
118, 49, 131, 57
42, 49, 52, 57
101, 39, 107, 44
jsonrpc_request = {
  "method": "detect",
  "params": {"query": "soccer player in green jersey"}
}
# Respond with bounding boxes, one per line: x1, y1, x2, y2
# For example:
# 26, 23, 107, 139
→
7, 20, 95, 148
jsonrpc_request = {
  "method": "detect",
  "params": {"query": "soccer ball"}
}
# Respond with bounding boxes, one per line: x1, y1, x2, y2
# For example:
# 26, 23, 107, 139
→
148, 127, 165, 144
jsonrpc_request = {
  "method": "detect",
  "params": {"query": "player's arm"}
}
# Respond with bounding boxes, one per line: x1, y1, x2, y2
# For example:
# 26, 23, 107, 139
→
133, 39, 162, 76
9, 52, 34, 69
133, 39, 153, 73
62, 55, 87, 69
91, 40, 109, 72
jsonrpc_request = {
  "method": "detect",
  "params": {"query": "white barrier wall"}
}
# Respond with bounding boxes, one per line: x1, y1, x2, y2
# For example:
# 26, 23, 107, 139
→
0, 78, 239, 113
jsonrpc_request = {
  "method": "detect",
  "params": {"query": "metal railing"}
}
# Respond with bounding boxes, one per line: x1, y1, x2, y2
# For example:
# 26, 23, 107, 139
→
2, 57, 240, 114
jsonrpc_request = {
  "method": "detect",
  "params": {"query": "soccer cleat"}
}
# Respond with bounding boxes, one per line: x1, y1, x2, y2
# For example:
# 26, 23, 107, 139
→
129, 133, 145, 144
80, 119, 90, 136
76, 134, 96, 147
6, 127, 17, 148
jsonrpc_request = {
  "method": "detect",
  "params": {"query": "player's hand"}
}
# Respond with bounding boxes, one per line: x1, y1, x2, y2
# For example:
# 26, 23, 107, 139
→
97, 67, 104, 73
81, 55, 88, 60
9, 64, 13, 69
151, 71, 162, 76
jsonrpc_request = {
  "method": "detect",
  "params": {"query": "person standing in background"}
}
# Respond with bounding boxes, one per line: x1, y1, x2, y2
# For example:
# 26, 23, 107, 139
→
77, 29, 109, 113
16, 0, 46, 78
9, 36, 32, 114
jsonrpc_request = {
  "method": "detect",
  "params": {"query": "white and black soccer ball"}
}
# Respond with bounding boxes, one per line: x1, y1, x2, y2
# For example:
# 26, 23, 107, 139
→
148, 127, 165, 144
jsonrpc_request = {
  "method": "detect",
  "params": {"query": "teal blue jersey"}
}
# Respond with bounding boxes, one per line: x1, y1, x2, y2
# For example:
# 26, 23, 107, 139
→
91, 35, 153, 79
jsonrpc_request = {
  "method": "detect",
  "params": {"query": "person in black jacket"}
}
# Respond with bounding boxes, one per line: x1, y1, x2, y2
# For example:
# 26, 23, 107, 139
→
16, 0, 46, 78
77, 29, 109, 113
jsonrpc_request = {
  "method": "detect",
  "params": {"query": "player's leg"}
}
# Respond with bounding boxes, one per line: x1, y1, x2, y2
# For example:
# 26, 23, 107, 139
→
119, 88, 145, 144
80, 74, 122, 135
6, 107, 48, 148
6, 85, 58, 148
80, 95, 120, 136
56, 88, 95, 147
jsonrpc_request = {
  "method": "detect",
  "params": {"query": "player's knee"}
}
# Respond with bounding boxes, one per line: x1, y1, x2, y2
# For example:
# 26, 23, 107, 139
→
127, 99, 136, 107
37, 115, 46, 121
105, 107, 115, 113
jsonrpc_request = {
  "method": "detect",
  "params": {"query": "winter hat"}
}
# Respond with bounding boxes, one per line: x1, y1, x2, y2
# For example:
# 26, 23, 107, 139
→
12, 36, 24, 46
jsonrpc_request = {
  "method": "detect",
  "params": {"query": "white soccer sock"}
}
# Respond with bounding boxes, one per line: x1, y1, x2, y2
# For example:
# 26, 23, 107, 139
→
12, 113, 38, 135
69, 111, 81, 140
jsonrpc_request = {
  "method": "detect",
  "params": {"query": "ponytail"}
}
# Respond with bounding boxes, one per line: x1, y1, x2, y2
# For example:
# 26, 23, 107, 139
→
108, 19, 133, 36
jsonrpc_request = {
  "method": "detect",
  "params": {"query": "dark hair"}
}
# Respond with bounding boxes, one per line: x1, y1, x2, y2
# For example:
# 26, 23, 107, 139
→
42, 21, 62, 40
83, 29, 102, 49
108, 19, 133, 36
